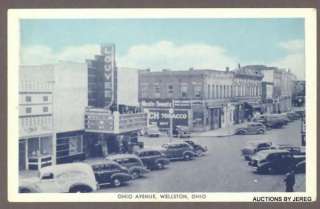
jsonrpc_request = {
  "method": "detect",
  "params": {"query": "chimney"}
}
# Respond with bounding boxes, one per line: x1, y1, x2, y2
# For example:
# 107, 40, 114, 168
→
226, 67, 230, 72
189, 67, 194, 71
238, 63, 241, 69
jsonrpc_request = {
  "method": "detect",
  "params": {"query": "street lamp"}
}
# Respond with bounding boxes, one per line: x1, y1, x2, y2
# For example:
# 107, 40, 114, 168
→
169, 107, 174, 142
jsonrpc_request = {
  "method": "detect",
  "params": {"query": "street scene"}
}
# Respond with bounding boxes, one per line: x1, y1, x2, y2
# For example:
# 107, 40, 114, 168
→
96, 119, 304, 192
17, 17, 307, 194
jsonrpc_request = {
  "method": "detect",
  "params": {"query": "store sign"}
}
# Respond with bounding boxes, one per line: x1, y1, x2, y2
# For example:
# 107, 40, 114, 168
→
101, 45, 115, 108
148, 109, 189, 129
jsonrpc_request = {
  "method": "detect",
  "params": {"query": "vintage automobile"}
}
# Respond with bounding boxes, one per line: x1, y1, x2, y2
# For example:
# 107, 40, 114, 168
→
241, 140, 273, 161
145, 125, 161, 137
286, 112, 301, 121
172, 126, 191, 138
295, 160, 306, 173
184, 140, 208, 156
161, 142, 196, 161
235, 122, 266, 135
134, 148, 170, 170
253, 115, 286, 128
19, 163, 97, 193
105, 154, 149, 179
249, 149, 306, 174
273, 144, 305, 155
87, 160, 132, 187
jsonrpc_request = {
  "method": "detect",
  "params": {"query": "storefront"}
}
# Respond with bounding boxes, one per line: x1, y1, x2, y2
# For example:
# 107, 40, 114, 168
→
55, 130, 85, 164
208, 107, 221, 130
19, 135, 53, 170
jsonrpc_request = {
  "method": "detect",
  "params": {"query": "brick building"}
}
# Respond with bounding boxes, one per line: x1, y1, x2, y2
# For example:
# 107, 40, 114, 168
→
138, 68, 263, 132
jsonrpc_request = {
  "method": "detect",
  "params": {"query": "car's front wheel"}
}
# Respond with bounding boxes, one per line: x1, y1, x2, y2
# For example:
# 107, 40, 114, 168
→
257, 129, 265, 134
237, 130, 246, 135
112, 178, 122, 187
183, 153, 192, 160
156, 162, 164, 169
131, 170, 141, 179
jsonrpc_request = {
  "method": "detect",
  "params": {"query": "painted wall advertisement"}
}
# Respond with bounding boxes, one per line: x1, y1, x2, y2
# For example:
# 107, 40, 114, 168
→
148, 109, 189, 129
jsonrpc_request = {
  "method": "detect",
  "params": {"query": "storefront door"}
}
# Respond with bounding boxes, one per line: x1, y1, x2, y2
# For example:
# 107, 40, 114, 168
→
210, 108, 221, 130
19, 140, 26, 170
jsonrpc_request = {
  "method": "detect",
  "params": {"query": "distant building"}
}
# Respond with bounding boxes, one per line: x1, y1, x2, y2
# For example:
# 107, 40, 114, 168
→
240, 65, 296, 113
138, 67, 263, 132
292, 80, 305, 107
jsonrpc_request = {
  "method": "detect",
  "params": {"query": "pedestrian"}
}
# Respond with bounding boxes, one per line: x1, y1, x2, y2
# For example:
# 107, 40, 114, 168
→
284, 169, 295, 192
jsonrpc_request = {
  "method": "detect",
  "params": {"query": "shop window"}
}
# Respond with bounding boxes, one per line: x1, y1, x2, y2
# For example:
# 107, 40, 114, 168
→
43, 106, 48, 113
26, 107, 32, 114
43, 96, 48, 102
69, 136, 83, 155
40, 136, 52, 155
28, 138, 40, 157
25, 96, 32, 102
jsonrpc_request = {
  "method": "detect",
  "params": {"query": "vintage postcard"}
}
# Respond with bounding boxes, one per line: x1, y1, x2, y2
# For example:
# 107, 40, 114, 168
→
7, 8, 317, 202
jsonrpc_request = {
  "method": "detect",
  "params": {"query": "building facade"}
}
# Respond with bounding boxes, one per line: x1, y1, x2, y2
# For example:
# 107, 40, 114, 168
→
138, 68, 263, 132
19, 66, 55, 170
241, 65, 296, 113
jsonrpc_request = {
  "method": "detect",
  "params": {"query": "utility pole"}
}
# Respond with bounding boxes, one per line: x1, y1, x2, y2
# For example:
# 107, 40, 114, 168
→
169, 100, 174, 142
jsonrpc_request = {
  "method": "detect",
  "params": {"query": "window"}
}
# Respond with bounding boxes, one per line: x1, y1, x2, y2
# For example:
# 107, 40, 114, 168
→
40, 136, 52, 155
26, 107, 32, 114
69, 136, 83, 155
167, 84, 174, 96
194, 84, 202, 98
25, 96, 31, 102
140, 83, 149, 98
43, 96, 48, 102
43, 106, 48, 113
208, 84, 211, 99
154, 83, 160, 98
28, 138, 40, 157
180, 83, 188, 97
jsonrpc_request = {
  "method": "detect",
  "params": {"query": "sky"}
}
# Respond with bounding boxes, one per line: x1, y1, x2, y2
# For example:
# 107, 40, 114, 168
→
20, 18, 305, 79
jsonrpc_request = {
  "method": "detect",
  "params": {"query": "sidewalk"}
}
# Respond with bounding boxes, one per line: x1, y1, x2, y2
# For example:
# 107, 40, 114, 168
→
191, 124, 244, 137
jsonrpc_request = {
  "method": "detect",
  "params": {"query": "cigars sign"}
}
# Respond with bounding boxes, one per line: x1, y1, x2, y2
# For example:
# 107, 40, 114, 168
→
101, 44, 115, 108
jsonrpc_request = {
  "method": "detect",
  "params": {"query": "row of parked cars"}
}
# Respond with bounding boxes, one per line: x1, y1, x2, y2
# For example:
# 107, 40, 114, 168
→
234, 110, 303, 135
19, 140, 207, 193
241, 140, 305, 174
141, 125, 191, 138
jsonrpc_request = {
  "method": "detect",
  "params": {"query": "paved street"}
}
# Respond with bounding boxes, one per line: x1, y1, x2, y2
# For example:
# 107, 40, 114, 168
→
96, 120, 305, 192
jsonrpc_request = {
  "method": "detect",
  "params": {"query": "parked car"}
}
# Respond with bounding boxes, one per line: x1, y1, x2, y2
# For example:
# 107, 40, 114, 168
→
295, 160, 306, 173
105, 154, 149, 179
286, 112, 301, 121
241, 140, 273, 161
249, 149, 305, 174
87, 160, 132, 187
235, 122, 266, 135
145, 125, 161, 137
184, 140, 208, 156
273, 144, 305, 155
19, 163, 97, 193
172, 126, 191, 138
161, 142, 196, 160
253, 115, 285, 128
134, 148, 170, 170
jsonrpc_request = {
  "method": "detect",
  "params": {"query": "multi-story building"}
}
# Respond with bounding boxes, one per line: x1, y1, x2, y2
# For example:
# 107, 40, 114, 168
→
20, 62, 88, 169
138, 68, 263, 132
19, 66, 55, 171
241, 65, 296, 113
